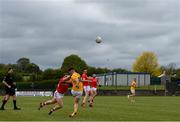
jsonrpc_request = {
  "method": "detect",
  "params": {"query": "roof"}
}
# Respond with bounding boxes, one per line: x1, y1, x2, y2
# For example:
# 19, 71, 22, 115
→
96, 72, 150, 76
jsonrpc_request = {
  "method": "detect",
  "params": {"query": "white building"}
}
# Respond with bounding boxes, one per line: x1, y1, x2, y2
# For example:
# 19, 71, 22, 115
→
96, 72, 151, 86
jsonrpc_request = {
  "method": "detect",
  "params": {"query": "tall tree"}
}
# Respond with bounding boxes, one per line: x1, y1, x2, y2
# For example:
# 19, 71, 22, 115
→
61, 54, 87, 74
16, 57, 30, 72
16, 57, 41, 73
132, 51, 161, 76
42, 68, 63, 80
26, 63, 40, 73
17, 57, 30, 66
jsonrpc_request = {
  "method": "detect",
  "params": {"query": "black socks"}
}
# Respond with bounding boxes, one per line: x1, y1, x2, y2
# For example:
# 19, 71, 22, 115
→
1, 100, 7, 109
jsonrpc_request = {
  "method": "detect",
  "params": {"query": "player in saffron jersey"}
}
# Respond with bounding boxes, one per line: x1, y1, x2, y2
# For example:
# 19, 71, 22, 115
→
89, 74, 99, 107
127, 78, 137, 103
67, 68, 91, 117
81, 69, 91, 107
38, 75, 70, 115
67, 68, 84, 117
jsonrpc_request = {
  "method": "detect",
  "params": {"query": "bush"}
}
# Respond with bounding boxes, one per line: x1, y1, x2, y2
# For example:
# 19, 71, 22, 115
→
151, 76, 161, 85
0, 71, 5, 82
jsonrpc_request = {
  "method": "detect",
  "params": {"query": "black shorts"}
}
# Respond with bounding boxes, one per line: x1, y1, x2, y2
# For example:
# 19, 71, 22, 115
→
5, 88, 15, 96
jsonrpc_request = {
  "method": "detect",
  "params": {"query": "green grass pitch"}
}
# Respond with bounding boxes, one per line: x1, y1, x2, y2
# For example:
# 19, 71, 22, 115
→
0, 96, 180, 121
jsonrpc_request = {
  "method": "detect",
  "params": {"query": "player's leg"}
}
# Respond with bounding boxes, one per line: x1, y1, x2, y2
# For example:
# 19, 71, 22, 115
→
69, 96, 80, 117
127, 94, 133, 99
38, 98, 56, 110
128, 89, 135, 102
88, 89, 93, 103
44, 98, 57, 105
127, 89, 133, 100
0, 88, 11, 110
92, 88, 97, 101
89, 93, 94, 107
12, 88, 21, 110
69, 91, 82, 117
0, 94, 9, 110
48, 97, 63, 115
131, 90, 136, 102
89, 88, 97, 107
82, 87, 88, 107
82, 86, 90, 107
39, 91, 60, 110
12, 95, 21, 110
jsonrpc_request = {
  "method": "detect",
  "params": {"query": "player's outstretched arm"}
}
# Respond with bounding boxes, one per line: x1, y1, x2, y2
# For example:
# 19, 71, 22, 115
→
62, 76, 71, 83
80, 79, 91, 83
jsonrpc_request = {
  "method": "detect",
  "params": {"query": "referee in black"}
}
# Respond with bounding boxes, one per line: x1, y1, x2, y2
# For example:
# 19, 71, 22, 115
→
0, 68, 20, 110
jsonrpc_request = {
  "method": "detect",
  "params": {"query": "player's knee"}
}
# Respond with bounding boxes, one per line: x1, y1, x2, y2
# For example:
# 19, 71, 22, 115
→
5, 96, 9, 101
75, 98, 80, 103
85, 92, 89, 95
75, 100, 78, 103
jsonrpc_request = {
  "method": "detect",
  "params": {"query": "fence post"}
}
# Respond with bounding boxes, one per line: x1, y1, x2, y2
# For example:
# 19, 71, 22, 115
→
104, 74, 106, 86
127, 74, 129, 86
115, 72, 117, 89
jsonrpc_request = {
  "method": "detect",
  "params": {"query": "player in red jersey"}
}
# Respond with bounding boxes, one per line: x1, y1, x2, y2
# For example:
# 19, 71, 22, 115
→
89, 74, 99, 107
81, 69, 91, 107
38, 75, 70, 115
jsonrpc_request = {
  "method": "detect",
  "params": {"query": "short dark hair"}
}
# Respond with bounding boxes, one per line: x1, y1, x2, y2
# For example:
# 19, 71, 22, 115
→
68, 68, 74, 72
7, 68, 13, 74
83, 68, 87, 71
8, 68, 13, 71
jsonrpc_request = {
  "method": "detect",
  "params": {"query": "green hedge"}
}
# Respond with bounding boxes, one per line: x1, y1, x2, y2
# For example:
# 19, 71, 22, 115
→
151, 77, 161, 85
2, 79, 58, 91
17, 79, 59, 91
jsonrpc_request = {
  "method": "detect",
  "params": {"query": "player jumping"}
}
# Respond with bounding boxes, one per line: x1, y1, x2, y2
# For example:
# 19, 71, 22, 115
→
38, 75, 70, 115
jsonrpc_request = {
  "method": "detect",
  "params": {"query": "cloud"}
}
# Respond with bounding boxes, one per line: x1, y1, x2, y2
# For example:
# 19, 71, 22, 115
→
0, 0, 180, 70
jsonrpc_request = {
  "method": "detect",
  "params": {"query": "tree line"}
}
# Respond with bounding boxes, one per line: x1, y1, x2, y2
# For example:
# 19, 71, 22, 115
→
0, 54, 129, 82
0, 52, 179, 82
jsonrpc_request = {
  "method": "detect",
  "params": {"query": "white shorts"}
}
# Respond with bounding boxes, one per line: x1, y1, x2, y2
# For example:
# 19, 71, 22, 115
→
83, 86, 91, 92
71, 90, 83, 98
91, 87, 97, 92
54, 90, 64, 100
131, 89, 135, 95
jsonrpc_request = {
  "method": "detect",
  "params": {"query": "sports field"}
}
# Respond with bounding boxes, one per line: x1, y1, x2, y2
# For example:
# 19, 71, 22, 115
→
0, 96, 180, 121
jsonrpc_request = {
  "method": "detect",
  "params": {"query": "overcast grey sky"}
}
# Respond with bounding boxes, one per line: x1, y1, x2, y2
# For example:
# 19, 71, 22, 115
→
0, 0, 180, 70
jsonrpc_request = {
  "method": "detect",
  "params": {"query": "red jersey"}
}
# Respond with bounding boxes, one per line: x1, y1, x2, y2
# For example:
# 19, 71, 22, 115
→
82, 73, 89, 86
91, 77, 97, 88
56, 77, 69, 94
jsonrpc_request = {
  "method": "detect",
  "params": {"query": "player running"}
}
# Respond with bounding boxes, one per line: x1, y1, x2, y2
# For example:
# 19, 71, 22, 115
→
127, 78, 137, 103
68, 68, 88, 117
0, 68, 21, 110
89, 74, 99, 107
38, 75, 70, 115
81, 69, 91, 107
